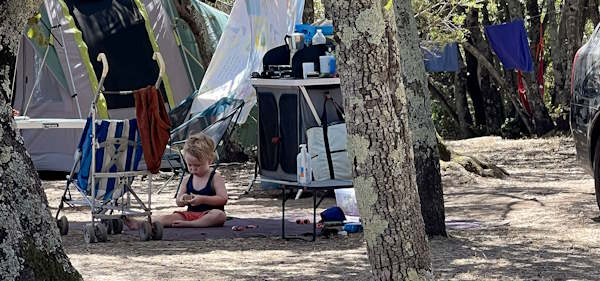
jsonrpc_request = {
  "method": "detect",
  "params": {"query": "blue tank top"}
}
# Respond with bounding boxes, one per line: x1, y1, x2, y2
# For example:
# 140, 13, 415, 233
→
186, 170, 225, 212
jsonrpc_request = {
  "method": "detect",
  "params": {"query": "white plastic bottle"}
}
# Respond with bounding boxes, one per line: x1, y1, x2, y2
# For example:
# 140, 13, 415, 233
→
312, 29, 326, 45
297, 144, 312, 185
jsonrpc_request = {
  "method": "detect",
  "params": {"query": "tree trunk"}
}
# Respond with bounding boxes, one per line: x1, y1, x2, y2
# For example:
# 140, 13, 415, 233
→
588, 0, 600, 27
174, 0, 216, 70
504, 0, 555, 135
327, 1, 433, 280
428, 79, 460, 124
552, 0, 588, 130
302, 0, 314, 24
393, 0, 446, 237
455, 54, 474, 138
462, 42, 534, 134
465, 51, 486, 128
466, 7, 504, 134
0, 1, 82, 280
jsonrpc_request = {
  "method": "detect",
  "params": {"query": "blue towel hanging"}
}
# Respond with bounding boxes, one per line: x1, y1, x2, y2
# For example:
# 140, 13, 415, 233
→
422, 42, 459, 73
484, 19, 534, 72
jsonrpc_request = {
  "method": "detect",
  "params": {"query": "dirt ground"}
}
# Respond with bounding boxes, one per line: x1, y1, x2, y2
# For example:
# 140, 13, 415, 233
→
43, 136, 600, 280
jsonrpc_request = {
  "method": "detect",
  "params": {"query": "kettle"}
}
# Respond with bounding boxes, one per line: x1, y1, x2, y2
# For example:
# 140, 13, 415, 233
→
285, 33, 305, 65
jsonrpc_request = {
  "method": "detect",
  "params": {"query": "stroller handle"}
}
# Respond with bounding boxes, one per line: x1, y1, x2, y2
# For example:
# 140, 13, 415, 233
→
97, 53, 108, 80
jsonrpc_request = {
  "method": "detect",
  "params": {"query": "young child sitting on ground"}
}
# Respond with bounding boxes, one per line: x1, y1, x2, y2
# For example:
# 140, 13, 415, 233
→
126, 133, 228, 229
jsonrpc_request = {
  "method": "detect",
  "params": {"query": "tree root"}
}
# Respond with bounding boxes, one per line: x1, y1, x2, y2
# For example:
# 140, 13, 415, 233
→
437, 133, 509, 178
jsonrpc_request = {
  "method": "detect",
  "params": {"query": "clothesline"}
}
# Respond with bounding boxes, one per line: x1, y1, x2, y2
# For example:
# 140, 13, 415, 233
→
456, 10, 560, 30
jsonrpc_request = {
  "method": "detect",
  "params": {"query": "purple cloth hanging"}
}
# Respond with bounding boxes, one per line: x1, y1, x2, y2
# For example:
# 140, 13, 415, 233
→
484, 19, 534, 72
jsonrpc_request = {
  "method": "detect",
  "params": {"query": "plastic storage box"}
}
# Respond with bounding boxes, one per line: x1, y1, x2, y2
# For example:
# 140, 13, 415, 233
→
334, 188, 359, 217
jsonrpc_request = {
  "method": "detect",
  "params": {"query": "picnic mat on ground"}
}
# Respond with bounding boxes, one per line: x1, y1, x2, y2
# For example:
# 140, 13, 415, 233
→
70, 218, 315, 241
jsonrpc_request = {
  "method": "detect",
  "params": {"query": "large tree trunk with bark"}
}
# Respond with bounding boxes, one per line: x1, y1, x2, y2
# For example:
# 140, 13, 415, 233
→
0, 1, 82, 280
393, 0, 446, 237
327, 1, 434, 280
174, 0, 217, 70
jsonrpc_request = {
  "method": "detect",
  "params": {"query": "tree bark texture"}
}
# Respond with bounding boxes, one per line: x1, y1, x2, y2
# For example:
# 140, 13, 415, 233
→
175, 0, 216, 70
550, 0, 587, 129
327, 1, 434, 280
393, 0, 446, 237
0, 1, 82, 281
455, 54, 474, 139
302, 0, 314, 24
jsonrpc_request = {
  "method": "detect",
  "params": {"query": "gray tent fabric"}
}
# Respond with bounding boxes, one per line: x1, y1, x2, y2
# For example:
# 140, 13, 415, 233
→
143, 0, 193, 105
13, 0, 228, 171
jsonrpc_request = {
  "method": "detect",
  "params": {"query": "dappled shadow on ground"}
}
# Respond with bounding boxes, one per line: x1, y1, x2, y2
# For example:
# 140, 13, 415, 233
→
44, 136, 600, 280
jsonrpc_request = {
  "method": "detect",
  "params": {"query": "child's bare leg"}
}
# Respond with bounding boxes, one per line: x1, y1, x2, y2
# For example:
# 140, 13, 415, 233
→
155, 213, 186, 228
125, 213, 185, 230
175, 210, 226, 228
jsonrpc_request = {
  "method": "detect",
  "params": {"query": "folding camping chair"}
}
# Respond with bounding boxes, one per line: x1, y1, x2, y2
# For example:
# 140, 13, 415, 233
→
157, 95, 245, 196
54, 52, 166, 243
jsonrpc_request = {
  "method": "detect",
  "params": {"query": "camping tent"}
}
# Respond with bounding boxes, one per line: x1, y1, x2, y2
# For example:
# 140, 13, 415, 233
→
12, 0, 227, 171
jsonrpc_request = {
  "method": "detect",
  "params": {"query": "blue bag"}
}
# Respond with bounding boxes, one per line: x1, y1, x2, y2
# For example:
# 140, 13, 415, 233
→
320, 206, 346, 222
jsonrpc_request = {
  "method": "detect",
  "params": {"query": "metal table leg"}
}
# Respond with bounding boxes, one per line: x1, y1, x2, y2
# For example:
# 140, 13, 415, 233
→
312, 190, 317, 241
282, 184, 286, 240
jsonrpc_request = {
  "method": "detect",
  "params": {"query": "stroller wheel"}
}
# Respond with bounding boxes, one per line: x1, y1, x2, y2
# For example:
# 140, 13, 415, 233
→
95, 223, 108, 242
112, 219, 123, 234
101, 219, 113, 235
139, 221, 152, 241
151, 221, 163, 240
56, 216, 69, 235
83, 223, 97, 243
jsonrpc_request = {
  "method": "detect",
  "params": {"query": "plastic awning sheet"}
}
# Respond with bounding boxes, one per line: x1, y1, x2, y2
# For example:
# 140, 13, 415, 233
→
189, 0, 303, 123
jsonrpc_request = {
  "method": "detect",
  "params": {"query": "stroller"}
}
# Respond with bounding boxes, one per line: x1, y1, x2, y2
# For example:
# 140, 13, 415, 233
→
55, 53, 167, 243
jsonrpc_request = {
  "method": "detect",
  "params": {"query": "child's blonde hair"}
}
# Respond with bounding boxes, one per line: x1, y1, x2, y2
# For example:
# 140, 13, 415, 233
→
183, 133, 216, 162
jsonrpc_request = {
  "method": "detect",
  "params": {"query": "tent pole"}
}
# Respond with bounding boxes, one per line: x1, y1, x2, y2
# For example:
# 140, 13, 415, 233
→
165, 0, 197, 89
23, 45, 50, 116
58, 24, 83, 119
10, 35, 22, 103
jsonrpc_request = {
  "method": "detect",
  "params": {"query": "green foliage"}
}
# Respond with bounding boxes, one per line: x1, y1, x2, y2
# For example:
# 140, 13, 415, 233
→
413, 0, 483, 45
26, 13, 49, 47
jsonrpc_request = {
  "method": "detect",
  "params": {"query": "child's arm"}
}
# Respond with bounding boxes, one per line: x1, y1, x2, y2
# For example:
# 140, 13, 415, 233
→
190, 173, 228, 206
175, 175, 190, 207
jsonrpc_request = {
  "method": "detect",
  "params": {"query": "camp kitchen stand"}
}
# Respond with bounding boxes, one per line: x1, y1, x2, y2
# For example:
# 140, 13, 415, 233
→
249, 78, 353, 241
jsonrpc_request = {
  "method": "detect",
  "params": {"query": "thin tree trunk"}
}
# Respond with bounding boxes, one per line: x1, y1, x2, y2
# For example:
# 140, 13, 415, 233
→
428, 78, 459, 124
477, 3, 505, 134
0, 1, 82, 280
504, 0, 555, 135
552, 0, 588, 130
302, 0, 314, 24
394, 0, 446, 237
455, 54, 474, 138
465, 51, 486, 128
462, 42, 534, 134
588, 0, 600, 27
327, 1, 433, 279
